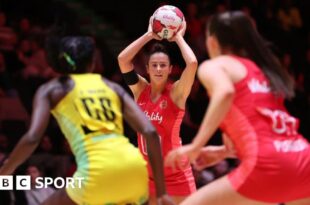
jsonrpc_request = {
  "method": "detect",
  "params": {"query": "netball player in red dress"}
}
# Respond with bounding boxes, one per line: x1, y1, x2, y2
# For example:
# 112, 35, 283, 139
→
118, 19, 197, 204
166, 11, 310, 205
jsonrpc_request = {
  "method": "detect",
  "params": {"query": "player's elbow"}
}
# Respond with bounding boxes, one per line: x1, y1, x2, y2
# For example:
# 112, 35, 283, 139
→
222, 87, 235, 101
117, 53, 127, 64
117, 54, 131, 71
24, 132, 42, 145
188, 59, 198, 69
226, 86, 235, 96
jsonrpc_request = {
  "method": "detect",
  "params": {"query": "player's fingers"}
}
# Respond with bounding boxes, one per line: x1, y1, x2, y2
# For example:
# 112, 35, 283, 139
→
177, 156, 190, 170
149, 15, 154, 24
165, 150, 177, 168
155, 34, 163, 40
193, 157, 205, 170
166, 150, 184, 172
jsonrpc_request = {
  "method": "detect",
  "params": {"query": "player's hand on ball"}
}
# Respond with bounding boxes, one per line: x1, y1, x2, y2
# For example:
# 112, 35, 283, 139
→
178, 19, 187, 37
148, 16, 162, 40
168, 19, 186, 42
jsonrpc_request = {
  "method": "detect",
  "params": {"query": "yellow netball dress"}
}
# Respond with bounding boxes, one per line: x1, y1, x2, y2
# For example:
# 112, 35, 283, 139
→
51, 74, 148, 205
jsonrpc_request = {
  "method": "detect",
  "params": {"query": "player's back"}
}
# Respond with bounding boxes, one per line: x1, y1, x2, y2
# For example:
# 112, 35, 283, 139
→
220, 56, 308, 157
51, 74, 125, 162
51, 74, 148, 204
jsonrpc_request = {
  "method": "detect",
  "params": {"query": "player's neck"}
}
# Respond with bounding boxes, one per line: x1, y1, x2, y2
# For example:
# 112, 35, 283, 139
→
150, 82, 166, 102
150, 82, 165, 94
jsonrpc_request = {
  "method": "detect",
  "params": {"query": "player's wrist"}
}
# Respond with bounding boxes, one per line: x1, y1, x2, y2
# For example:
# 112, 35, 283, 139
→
174, 34, 184, 43
145, 31, 155, 39
176, 32, 183, 38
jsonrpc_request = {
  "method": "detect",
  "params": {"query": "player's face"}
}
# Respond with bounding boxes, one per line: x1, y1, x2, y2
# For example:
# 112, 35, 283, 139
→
147, 52, 172, 84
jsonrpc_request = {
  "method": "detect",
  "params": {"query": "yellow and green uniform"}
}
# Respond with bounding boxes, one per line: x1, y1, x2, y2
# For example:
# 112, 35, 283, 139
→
51, 74, 148, 205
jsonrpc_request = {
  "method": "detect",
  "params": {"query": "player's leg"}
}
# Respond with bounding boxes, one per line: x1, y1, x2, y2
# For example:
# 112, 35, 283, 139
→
285, 198, 310, 205
172, 196, 186, 204
149, 195, 186, 205
42, 188, 76, 205
148, 196, 157, 205
180, 175, 276, 205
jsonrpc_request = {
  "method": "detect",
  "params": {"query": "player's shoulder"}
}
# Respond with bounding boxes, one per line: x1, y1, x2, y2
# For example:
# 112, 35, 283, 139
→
199, 55, 245, 75
200, 55, 236, 68
101, 77, 127, 98
102, 77, 122, 90
36, 77, 62, 96
198, 57, 223, 77
36, 77, 74, 108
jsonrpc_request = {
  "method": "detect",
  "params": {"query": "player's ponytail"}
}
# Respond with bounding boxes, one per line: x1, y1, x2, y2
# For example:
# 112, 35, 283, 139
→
208, 11, 294, 98
45, 25, 95, 74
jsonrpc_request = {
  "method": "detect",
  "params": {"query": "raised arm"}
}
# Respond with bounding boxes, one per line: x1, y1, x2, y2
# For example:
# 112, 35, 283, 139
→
108, 81, 174, 205
170, 20, 198, 109
0, 84, 51, 175
117, 17, 160, 100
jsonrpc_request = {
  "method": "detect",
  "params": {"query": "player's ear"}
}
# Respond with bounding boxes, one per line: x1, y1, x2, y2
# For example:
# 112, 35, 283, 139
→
146, 64, 150, 74
206, 35, 221, 58
168, 65, 172, 74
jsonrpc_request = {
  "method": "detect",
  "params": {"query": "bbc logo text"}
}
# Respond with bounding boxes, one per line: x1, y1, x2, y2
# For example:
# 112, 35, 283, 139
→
0, 176, 84, 190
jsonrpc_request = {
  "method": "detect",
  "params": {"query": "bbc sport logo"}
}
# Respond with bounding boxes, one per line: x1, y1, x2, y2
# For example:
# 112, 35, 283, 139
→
0, 175, 84, 190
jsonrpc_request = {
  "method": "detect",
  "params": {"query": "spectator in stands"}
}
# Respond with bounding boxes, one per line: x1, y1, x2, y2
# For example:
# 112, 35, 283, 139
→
17, 18, 32, 39
29, 136, 68, 179
277, 0, 302, 32
0, 11, 17, 51
24, 164, 55, 205
19, 38, 56, 79
185, 2, 205, 62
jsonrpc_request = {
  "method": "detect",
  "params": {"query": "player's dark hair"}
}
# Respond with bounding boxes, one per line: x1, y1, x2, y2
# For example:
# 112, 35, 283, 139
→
208, 11, 294, 98
147, 42, 171, 63
45, 30, 95, 74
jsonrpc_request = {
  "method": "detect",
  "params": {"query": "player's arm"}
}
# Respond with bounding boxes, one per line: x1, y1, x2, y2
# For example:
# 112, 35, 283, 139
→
117, 17, 159, 100
170, 20, 198, 109
165, 60, 237, 170
110, 81, 167, 198
192, 60, 235, 149
0, 85, 51, 175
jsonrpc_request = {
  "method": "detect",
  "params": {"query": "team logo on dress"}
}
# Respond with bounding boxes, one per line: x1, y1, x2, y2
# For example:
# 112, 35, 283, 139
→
247, 78, 270, 93
159, 100, 168, 109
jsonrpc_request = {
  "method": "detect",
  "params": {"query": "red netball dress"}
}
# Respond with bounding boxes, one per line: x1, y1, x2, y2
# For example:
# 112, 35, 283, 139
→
222, 56, 310, 203
137, 84, 196, 196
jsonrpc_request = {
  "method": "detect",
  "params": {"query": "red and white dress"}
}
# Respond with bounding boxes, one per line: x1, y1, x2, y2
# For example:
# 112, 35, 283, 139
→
137, 84, 196, 196
222, 56, 310, 203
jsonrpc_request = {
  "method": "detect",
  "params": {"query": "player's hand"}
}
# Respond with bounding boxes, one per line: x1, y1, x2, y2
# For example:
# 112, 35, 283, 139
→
168, 19, 186, 42
157, 194, 176, 205
148, 16, 162, 40
193, 146, 228, 170
178, 19, 186, 37
165, 143, 199, 171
